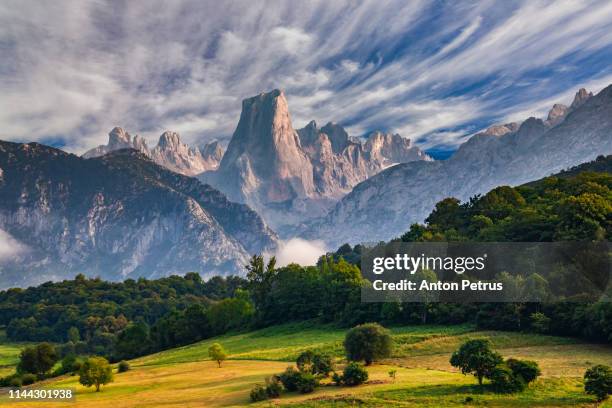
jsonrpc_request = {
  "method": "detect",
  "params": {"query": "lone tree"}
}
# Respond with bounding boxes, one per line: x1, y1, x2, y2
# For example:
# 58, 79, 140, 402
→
344, 323, 393, 366
584, 365, 612, 402
79, 356, 113, 392
450, 339, 502, 386
208, 343, 227, 368
17, 343, 58, 377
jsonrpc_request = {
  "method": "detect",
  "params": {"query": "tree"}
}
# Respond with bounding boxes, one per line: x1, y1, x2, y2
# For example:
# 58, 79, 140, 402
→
17, 343, 58, 377
584, 365, 612, 402
115, 322, 151, 359
245, 255, 277, 323
208, 343, 227, 368
79, 357, 113, 392
344, 323, 393, 365
67, 327, 80, 343
506, 358, 540, 384
450, 339, 503, 386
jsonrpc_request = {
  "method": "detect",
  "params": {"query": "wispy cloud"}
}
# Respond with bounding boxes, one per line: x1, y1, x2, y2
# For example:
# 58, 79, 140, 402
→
0, 229, 27, 262
1, 0, 611, 152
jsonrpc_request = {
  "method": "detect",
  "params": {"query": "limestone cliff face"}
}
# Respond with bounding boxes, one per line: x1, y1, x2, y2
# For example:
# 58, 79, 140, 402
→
84, 128, 223, 176
302, 86, 612, 247
202, 90, 431, 231
212, 89, 315, 205
0, 142, 276, 288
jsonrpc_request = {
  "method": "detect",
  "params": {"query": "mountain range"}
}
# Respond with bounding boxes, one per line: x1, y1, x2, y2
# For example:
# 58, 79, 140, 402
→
301, 86, 612, 247
200, 89, 432, 231
0, 142, 276, 288
1, 84, 611, 287
84, 127, 224, 176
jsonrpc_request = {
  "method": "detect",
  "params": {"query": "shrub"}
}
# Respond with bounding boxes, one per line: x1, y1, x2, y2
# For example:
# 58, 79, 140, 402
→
450, 339, 502, 386
296, 350, 334, 376
265, 375, 283, 398
331, 371, 343, 386
344, 323, 393, 365
342, 362, 369, 386
312, 353, 334, 376
279, 366, 301, 392
296, 350, 315, 372
489, 364, 525, 393
506, 358, 540, 384
118, 360, 130, 373
584, 365, 612, 402
9, 376, 22, 387
249, 384, 267, 402
295, 372, 317, 394
21, 373, 36, 385
54, 354, 83, 376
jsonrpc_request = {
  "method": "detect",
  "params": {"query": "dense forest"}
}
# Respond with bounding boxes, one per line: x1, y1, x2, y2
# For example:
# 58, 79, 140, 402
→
0, 155, 610, 363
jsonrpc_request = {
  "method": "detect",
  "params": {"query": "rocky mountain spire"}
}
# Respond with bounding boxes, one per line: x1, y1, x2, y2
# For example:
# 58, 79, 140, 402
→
214, 89, 315, 203
570, 88, 593, 110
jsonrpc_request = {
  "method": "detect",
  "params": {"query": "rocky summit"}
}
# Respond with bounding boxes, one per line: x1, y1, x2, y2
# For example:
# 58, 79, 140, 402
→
84, 128, 224, 176
200, 89, 431, 232
0, 142, 276, 288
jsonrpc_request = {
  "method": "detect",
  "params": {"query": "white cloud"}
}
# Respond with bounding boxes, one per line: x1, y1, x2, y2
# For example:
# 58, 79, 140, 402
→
0, 229, 27, 262
273, 238, 327, 267
1, 0, 611, 152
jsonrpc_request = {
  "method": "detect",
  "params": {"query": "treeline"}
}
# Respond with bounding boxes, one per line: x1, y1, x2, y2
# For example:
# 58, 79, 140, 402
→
0, 156, 610, 362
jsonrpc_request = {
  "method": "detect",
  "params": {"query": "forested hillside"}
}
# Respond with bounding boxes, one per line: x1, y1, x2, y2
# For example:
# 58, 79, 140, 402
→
0, 156, 609, 365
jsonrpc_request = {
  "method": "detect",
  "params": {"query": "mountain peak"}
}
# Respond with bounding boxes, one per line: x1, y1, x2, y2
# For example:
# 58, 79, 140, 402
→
108, 127, 131, 149
158, 131, 183, 150
570, 88, 593, 110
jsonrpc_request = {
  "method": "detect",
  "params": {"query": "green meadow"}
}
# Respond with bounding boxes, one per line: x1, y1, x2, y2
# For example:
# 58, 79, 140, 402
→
1, 322, 611, 407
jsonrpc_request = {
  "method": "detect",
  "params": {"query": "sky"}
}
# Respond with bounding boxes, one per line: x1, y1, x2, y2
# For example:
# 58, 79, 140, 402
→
1, 0, 612, 156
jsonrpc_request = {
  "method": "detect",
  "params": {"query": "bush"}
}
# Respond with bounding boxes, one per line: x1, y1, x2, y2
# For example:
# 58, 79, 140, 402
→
296, 350, 315, 372
341, 362, 369, 386
295, 372, 317, 393
279, 366, 301, 392
450, 339, 503, 386
296, 350, 334, 376
265, 375, 283, 398
584, 365, 612, 402
489, 364, 525, 393
506, 358, 540, 384
331, 371, 343, 386
118, 360, 130, 373
312, 353, 334, 377
20, 373, 36, 385
344, 323, 393, 365
54, 354, 83, 376
249, 384, 267, 402
9, 376, 22, 387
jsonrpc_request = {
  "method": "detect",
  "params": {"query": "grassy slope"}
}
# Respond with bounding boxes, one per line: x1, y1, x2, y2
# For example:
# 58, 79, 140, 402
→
0, 330, 29, 377
1, 323, 611, 407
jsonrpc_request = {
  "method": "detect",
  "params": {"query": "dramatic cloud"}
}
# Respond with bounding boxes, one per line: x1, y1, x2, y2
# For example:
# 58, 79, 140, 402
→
0, 229, 27, 262
274, 238, 327, 268
1, 0, 611, 153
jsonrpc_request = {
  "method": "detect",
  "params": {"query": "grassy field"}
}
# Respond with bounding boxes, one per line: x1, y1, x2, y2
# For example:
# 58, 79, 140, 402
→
0, 323, 611, 407
0, 330, 28, 377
